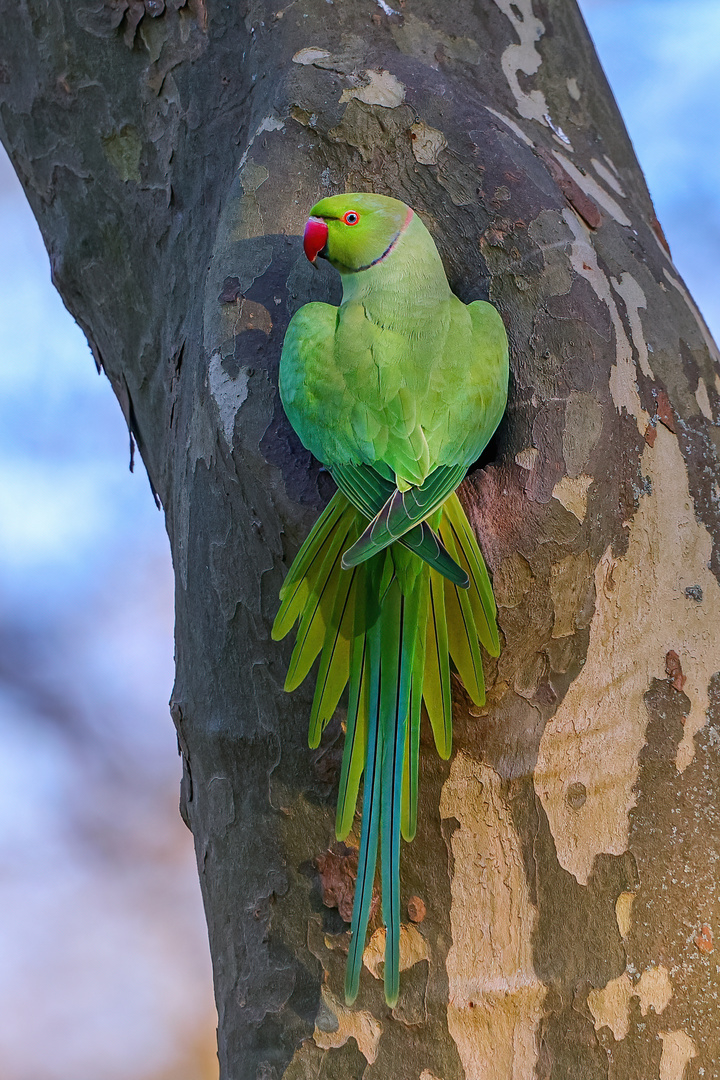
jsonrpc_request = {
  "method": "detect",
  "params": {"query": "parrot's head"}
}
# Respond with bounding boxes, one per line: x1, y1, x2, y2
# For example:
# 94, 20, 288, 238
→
303, 193, 413, 273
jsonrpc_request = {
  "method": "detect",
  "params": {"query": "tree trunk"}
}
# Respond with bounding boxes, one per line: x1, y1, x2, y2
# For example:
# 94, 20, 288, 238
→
2, 1, 719, 1076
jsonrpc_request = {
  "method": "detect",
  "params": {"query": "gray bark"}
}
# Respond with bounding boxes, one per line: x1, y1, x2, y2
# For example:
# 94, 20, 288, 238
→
2, 1, 719, 1077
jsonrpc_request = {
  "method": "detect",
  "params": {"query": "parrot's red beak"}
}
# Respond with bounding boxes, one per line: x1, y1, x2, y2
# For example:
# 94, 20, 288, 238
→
303, 216, 329, 263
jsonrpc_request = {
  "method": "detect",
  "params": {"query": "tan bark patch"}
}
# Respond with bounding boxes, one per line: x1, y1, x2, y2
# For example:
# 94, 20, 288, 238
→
553, 152, 631, 226
552, 474, 592, 522
659, 1030, 697, 1080
292, 47, 331, 65
410, 122, 447, 165
695, 377, 713, 420
562, 212, 648, 433
536, 425, 720, 881
611, 272, 653, 377
587, 972, 633, 1040
362, 924, 429, 980
587, 965, 671, 1041
515, 447, 539, 470
339, 70, 405, 108
615, 891, 635, 938
440, 754, 545, 1079
566, 77, 581, 101
636, 965, 672, 1016
591, 157, 626, 197
313, 986, 382, 1063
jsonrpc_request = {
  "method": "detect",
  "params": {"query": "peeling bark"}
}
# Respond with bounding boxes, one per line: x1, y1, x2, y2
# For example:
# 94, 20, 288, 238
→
2, 1, 719, 1077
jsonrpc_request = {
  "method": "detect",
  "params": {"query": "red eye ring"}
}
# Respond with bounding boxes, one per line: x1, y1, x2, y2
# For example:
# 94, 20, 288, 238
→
343, 211, 360, 226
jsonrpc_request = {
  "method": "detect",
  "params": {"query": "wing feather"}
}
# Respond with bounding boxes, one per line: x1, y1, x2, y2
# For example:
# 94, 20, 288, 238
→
442, 525, 486, 705
341, 464, 467, 569
307, 565, 357, 748
440, 494, 499, 656
333, 463, 468, 586
283, 516, 356, 692
272, 491, 350, 641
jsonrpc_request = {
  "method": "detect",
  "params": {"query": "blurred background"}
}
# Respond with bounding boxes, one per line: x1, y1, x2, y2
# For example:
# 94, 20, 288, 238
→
0, 143, 219, 1078
0, 1, 718, 1076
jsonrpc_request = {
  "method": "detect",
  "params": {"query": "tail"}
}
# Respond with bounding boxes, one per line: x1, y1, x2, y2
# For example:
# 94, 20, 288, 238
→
272, 490, 498, 1004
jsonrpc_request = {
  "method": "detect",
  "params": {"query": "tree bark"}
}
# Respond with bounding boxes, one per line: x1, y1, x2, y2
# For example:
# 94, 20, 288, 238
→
2, 1, 719, 1077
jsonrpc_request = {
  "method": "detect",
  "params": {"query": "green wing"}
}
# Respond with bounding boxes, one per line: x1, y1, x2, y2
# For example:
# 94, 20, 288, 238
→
340, 463, 467, 570
332, 462, 468, 587
279, 302, 347, 470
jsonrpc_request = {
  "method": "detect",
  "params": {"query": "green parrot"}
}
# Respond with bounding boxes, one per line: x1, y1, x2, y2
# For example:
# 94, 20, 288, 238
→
272, 193, 508, 1005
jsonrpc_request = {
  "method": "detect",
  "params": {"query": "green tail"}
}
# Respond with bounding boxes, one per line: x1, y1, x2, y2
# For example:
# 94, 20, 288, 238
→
272, 490, 498, 1005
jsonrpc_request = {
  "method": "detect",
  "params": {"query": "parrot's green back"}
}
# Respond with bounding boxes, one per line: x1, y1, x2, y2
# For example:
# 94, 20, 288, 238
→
273, 193, 508, 1005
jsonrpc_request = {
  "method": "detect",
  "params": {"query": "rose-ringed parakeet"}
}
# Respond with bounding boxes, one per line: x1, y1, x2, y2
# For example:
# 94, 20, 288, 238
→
273, 193, 508, 1005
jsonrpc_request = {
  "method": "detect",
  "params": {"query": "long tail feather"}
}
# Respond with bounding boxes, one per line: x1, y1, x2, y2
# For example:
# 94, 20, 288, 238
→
401, 583, 426, 842
379, 573, 404, 1007
345, 565, 384, 1004
377, 578, 405, 1006
336, 565, 369, 840
380, 564, 426, 1005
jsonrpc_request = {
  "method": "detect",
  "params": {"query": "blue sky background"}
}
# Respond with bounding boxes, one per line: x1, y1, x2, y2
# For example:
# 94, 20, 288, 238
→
0, 2, 718, 1075
0, 159, 218, 1075
581, 0, 720, 339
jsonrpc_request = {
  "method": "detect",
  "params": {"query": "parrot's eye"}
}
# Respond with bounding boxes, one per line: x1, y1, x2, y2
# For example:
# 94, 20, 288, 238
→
343, 211, 360, 226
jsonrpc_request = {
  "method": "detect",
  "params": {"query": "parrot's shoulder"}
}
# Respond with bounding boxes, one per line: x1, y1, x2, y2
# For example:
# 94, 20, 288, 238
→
279, 302, 339, 413
466, 298, 509, 350
284, 301, 338, 349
